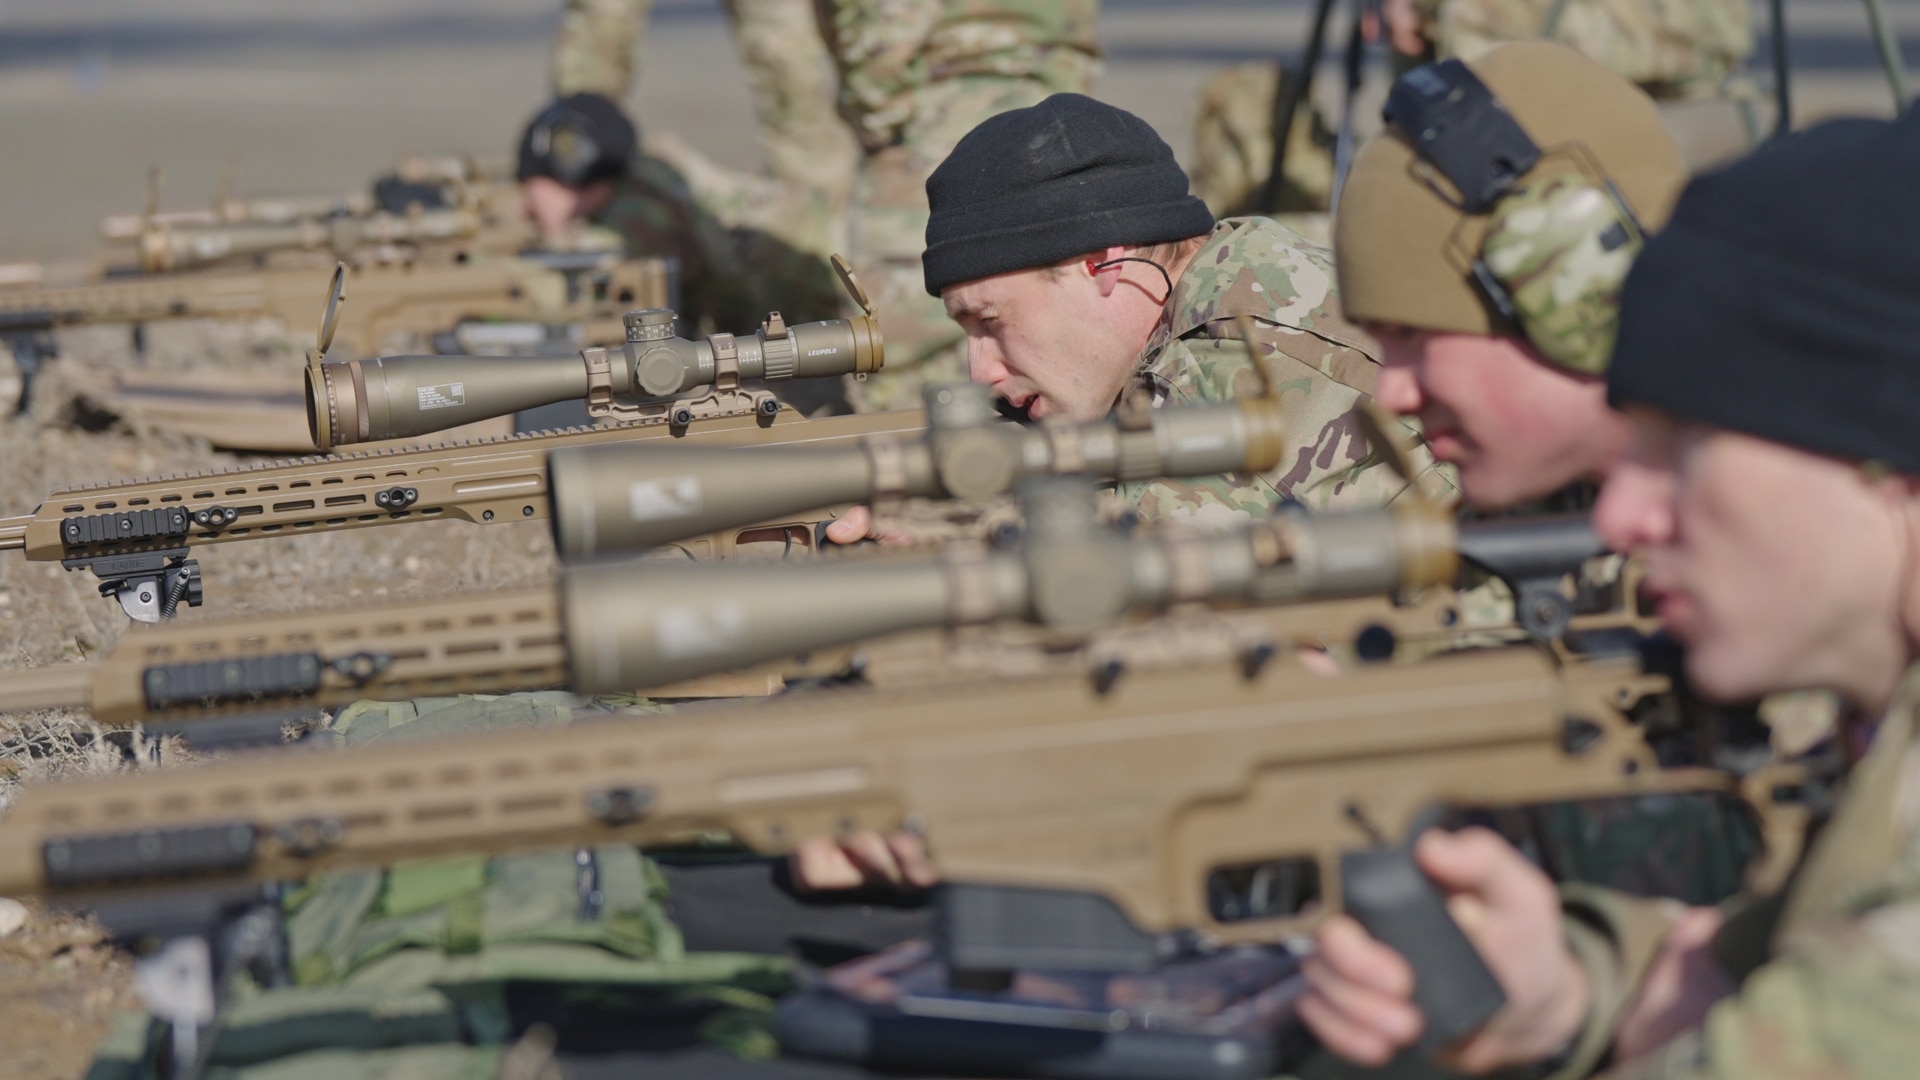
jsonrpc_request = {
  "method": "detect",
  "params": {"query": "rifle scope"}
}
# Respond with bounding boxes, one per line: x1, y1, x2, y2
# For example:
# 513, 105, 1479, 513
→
139, 208, 476, 273
306, 306, 884, 450
548, 381, 1285, 557
562, 480, 1459, 693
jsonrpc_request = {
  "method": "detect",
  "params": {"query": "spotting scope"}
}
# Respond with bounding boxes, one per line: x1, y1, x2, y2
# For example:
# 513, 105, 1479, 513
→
305, 255, 884, 450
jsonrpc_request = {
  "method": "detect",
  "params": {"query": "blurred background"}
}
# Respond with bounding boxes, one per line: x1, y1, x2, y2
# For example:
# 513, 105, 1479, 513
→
2, 0, 1914, 262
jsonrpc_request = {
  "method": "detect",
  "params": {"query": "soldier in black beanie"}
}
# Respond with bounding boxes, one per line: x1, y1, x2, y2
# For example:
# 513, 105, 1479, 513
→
517, 93, 639, 242
1301, 109, 1920, 1079
820, 92, 1446, 546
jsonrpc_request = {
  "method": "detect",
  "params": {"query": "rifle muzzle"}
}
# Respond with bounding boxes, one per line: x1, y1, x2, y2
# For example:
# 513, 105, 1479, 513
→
308, 309, 884, 450
547, 382, 1282, 558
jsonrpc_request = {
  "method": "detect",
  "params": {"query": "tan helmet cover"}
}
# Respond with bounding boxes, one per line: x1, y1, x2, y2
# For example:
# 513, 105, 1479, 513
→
1334, 42, 1685, 336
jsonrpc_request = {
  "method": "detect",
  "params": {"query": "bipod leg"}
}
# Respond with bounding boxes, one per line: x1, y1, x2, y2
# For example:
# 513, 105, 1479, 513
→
1767, 0, 1792, 138
1262, 0, 1340, 212
1860, 0, 1912, 112
1328, 0, 1375, 215
4, 331, 56, 417
103, 884, 292, 1080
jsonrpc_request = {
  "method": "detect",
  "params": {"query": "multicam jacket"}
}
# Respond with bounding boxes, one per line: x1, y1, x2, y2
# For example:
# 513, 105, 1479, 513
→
1552, 664, 1920, 1079
1120, 216, 1456, 527
1414, 0, 1752, 99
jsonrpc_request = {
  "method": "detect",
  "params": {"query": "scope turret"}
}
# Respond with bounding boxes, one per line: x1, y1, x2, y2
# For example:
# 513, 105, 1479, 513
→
138, 208, 477, 273
561, 479, 1460, 693
305, 304, 885, 450
548, 380, 1287, 558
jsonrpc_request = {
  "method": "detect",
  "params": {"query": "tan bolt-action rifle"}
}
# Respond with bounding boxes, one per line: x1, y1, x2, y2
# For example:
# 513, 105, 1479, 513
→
97, 155, 511, 240
3, 484, 1620, 755
0, 625, 1814, 1074
0, 252, 673, 415
99, 159, 528, 274
0, 261, 895, 623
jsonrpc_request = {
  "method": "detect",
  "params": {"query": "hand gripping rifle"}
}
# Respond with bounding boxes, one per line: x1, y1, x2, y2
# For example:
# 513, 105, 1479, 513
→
0, 522, 1813, 1078
0, 261, 892, 622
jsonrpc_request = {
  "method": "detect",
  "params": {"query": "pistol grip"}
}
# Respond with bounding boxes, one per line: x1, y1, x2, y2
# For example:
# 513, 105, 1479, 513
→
1338, 847, 1506, 1050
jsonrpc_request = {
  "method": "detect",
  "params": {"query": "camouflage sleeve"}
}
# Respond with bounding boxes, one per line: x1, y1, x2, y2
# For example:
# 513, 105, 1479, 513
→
552, 0, 653, 98
1570, 897, 1920, 1080
719, 0, 859, 206
1553, 702, 1920, 1080
822, 0, 1103, 149
1122, 332, 1455, 528
1426, 0, 1751, 96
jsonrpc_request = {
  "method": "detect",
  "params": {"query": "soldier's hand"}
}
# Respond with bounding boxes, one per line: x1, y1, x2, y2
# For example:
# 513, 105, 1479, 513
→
1380, 0, 1427, 56
1299, 828, 1590, 1073
822, 506, 916, 546
823, 507, 876, 545
1613, 906, 1733, 1063
789, 829, 938, 892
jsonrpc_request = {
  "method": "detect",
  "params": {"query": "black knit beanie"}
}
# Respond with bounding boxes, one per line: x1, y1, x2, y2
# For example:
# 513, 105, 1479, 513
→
922, 94, 1215, 297
1609, 110, 1920, 471
516, 93, 637, 188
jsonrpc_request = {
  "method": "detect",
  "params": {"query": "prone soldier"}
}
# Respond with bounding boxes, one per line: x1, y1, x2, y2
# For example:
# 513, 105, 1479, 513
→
1301, 98, 1920, 1080
823, 91, 1451, 548
547, 1, 1108, 414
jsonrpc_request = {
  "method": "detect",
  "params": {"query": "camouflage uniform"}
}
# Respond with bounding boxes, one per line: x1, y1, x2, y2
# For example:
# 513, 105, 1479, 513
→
1190, 61, 1337, 219
552, 0, 860, 207
1415, 0, 1752, 101
1545, 664, 1920, 1079
819, 0, 1105, 412
596, 148, 845, 337
1191, 0, 1752, 217
1118, 216, 1456, 525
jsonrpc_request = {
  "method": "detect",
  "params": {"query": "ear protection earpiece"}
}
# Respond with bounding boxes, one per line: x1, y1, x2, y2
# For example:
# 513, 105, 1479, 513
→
1382, 60, 1645, 375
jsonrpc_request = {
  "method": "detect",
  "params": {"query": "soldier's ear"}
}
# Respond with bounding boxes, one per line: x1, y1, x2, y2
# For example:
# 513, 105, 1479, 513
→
1087, 246, 1128, 297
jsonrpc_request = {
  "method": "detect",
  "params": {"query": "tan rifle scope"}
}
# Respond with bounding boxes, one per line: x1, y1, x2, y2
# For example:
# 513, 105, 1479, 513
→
306, 257, 884, 451
548, 380, 1287, 558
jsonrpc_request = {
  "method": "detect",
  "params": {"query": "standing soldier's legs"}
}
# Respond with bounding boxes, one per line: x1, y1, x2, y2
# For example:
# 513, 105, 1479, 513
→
551, 0, 653, 97
721, 0, 861, 211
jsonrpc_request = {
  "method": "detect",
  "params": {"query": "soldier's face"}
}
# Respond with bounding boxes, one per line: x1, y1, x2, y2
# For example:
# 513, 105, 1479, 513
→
943, 263, 1154, 422
1597, 410, 1914, 709
521, 176, 615, 239
1373, 328, 1628, 510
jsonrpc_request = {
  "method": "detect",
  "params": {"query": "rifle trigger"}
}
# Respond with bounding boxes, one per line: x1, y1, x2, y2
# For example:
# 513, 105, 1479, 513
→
586, 786, 654, 826
1240, 640, 1277, 680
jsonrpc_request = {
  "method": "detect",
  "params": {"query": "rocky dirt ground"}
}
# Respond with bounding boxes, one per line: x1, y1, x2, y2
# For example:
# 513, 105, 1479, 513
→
0, 319, 563, 1077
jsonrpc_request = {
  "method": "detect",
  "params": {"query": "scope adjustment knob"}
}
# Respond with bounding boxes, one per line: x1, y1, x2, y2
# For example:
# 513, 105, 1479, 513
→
623, 308, 678, 343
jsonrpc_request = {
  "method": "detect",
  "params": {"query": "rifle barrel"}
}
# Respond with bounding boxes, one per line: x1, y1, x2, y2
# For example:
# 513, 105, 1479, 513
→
0, 664, 96, 712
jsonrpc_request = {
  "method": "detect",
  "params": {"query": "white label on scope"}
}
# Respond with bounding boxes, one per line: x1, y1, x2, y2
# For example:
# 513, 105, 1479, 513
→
416, 382, 466, 411
628, 477, 703, 521
656, 603, 747, 658
805, 346, 840, 357
1174, 432, 1229, 453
